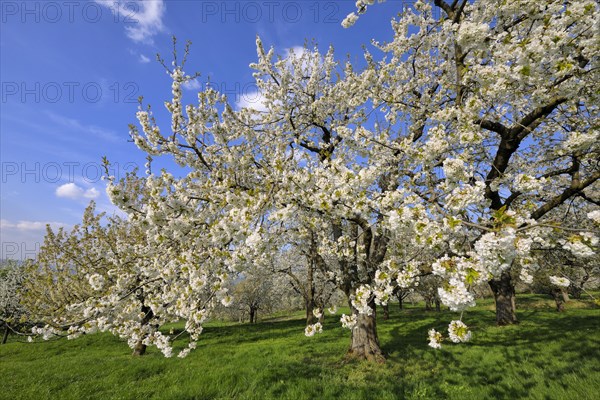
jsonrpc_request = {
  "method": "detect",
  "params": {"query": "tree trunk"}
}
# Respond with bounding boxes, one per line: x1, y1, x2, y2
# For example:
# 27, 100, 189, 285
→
305, 298, 317, 325
552, 289, 566, 312
347, 300, 385, 363
132, 303, 153, 356
132, 340, 147, 356
382, 304, 389, 321
2, 325, 9, 344
570, 285, 583, 299
489, 272, 518, 325
425, 296, 433, 311
435, 297, 441, 312
249, 307, 255, 324
561, 289, 569, 303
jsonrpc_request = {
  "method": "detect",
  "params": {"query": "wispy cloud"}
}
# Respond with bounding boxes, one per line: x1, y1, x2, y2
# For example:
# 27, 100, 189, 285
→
182, 79, 202, 91
139, 54, 151, 63
1, 220, 71, 260
235, 45, 316, 112
236, 90, 268, 112
0, 219, 69, 231
56, 183, 100, 200
45, 111, 121, 143
95, 0, 166, 44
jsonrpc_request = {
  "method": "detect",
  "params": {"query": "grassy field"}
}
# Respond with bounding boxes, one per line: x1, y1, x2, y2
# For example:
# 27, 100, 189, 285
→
2, 294, 599, 400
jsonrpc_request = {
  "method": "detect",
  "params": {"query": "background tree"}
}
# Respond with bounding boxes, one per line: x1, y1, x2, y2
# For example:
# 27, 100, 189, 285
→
0, 259, 29, 344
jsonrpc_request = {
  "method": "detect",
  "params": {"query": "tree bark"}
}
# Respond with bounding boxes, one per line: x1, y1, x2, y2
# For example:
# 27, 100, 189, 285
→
305, 298, 317, 325
552, 288, 566, 312
489, 272, 518, 325
2, 325, 9, 345
570, 285, 583, 299
561, 289, 569, 303
347, 300, 385, 363
382, 304, 389, 321
435, 297, 441, 312
132, 300, 153, 356
425, 296, 433, 311
132, 340, 147, 356
249, 307, 256, 324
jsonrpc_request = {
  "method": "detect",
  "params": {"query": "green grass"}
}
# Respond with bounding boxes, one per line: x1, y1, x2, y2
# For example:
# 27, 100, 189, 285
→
2, 294, 599, 400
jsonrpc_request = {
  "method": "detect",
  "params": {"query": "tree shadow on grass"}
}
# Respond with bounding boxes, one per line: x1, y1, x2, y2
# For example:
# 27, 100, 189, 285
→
382, 307, 600, 400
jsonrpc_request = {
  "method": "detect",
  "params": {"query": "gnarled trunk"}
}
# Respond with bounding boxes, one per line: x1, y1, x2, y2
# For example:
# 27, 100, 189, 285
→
306, 298, 317, 325
347, 300, 385, 363
132, 340, 147, 356
552, 288, 566, 312
489, 272, 518, 325
249, 306, 257, 324
561, 289, 569, 303
382, 304, 389, 321
2, 324, 9, 344
425, 296, 433, 311
132, 303, 153, 356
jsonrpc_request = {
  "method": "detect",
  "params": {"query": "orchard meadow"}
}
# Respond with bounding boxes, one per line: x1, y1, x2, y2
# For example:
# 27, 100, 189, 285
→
1, 0, 599, 399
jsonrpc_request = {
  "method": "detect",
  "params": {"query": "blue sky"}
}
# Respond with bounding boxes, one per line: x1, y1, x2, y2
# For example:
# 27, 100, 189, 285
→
0, 0, 409, 259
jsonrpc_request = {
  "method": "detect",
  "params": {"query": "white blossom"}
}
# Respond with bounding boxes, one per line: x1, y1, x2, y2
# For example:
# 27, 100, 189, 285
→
448, 320, 472, 343
428, 329, 443, 349
549, 276, 570, 288
304, 322, 323, 337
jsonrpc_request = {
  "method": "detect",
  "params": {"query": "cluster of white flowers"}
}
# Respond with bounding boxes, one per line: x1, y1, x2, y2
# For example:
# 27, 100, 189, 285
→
341, 12, 359, 28
445, 181, 486, 212
447, 320, 472, 343
31, 325, 60, 341
549, 276, 570, 288
327, 305, 337, 315
312, 308, 323, 319
304, 322, 323, 337
587, 210, 600, 225
437, 278, 476, 312
340, 314, 357, 330
560, 234, 598, 258
519, 268, 534, 284
341, 0, 384, 28
428, 320, 472, 349
428, 329, 443, 349
473, 228, 517, 277
443, 158, 469, 182
351, 285, 373, 315
514, 174, 546, 193
88, 273, 105, 291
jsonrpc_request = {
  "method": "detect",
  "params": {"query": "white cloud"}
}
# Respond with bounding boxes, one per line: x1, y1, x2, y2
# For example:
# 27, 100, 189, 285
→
236, 91, 268, 112
1, 220, 70, 260
234, 45, 317, 112
182, 79, 202, 91
139, 54, 151, 63
95, 0, 166, 44
286, 46, 307, 59
284, 46, 321, 71
56, 183, 100, 200
0, 219, 68, 231
45, 111, 121, 143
